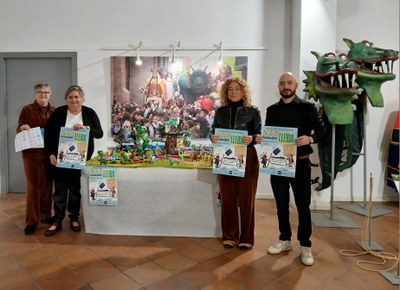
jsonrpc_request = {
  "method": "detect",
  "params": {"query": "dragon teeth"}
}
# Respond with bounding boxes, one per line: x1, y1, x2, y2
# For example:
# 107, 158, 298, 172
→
345, 73, 350, 88
379, 63, 383, 73
338, 74, 343, 88
387, 60, 393, 74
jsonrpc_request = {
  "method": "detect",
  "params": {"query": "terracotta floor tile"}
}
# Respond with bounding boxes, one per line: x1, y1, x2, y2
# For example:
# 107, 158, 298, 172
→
145, 274, 198, 290
177, 256, 237, 287
201, 238, 226, 253
1, 229, 42, 255
281, 265, 337, 289
262, 280, 297, 290
0, 254, 21, 272
202, 277, 248, 290
133, 241, 174, 260
227, 248, 267, 264
124, 261, 172, 285
9, 280, 39, 290
45, 240, 86, 257
249, 254, 299, 278
25, 257, 66, 280
15, 246, 54, 267
154, 252, 198, 273
36, 269, 86, 290
0, 266, 33, 289
179, 243, 220, 262
229, 266, 278, 289
86, 243, 130, 258
177, 263, 220, 288
90, 272, 142, 290
210, 256, 247, 280
74, 259, 121, 284
106, 249, 149, 271
58, 247, 102, 269
157, 236, 203, 250
116, 235, 157, 247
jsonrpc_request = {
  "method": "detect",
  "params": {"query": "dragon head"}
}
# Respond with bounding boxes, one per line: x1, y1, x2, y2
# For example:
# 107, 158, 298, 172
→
343, 38, 398, 107
303, 51, 359, 124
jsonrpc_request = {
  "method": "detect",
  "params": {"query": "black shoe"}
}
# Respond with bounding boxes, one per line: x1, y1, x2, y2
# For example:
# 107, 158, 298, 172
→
238, 245, 252, 251
44, 223, 62, 236
24, 225, 37, 235
224, 244, 234, 250
70, 220, 81, 232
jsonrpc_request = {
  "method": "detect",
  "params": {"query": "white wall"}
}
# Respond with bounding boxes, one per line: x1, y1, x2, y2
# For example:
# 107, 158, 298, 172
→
0, 0, 398, 206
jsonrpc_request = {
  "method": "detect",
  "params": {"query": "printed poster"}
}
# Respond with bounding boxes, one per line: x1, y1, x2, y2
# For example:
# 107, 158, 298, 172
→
15, 127, 44, 152
259, 126, 298, 178
56, 127, 89, 170
212, 128, 247, 177
88, 167, 118, 206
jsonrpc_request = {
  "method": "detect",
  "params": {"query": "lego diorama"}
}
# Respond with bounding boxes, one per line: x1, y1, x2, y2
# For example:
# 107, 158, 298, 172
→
87, 117, 213, 169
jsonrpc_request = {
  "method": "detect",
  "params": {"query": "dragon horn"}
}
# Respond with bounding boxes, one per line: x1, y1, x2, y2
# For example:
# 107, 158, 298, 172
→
310, 51, 321, 59
343, 38, 354, 48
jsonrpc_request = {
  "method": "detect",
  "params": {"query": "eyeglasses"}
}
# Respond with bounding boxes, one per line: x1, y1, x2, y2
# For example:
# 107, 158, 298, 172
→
36, 91, 51, 95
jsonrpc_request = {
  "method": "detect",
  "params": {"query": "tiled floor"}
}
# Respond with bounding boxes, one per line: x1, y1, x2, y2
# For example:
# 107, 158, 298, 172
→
0, 193, 398, 290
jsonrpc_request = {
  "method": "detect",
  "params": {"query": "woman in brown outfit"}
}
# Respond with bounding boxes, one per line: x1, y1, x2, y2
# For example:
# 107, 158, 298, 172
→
17, 83, 55, 235
210, 77, 261, 250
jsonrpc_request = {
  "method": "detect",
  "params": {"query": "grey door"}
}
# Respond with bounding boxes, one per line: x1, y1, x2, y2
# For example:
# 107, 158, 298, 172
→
0, 52, 77, 193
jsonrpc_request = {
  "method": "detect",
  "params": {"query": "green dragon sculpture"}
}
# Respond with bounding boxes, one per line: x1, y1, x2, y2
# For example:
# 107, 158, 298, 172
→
303, 38, 398, 191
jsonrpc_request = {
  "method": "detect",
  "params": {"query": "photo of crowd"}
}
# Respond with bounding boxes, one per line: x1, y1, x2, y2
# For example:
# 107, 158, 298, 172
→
110, 56, 248, 144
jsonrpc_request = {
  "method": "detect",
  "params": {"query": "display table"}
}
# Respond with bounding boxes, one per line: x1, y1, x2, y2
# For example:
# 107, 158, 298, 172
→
81, 167, 222, 237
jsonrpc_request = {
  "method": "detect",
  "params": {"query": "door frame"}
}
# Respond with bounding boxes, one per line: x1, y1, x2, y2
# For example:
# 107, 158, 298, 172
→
0, 52, 77, 194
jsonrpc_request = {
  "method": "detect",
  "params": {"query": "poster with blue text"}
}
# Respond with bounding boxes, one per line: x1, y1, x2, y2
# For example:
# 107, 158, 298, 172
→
56, 127, 89, 170
212, 128, 247, 177
259, 126, 298, 178
88, 167, 118, 206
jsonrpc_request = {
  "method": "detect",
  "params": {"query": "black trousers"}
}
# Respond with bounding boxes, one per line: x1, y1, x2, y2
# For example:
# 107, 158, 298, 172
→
270, 158, 312, 247
53, 178, 81, 224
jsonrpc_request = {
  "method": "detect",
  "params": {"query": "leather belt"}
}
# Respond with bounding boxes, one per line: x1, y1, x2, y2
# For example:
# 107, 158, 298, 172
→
297, 154, 310, 160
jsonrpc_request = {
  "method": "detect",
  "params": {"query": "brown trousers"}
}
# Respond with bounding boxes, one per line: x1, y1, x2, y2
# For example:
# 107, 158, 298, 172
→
217, 146, 259, 246
23, 158, 53, 226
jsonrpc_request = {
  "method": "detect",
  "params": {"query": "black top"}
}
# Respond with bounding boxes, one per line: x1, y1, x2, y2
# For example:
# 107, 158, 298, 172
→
212, 103, 261, 146
45, 105, 103, 160
265, 95, 326, 157
44, 105, 103, 181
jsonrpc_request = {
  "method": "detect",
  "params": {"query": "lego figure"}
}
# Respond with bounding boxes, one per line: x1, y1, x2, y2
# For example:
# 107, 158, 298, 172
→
214, 153, 221, 168
261, 152, 268, 168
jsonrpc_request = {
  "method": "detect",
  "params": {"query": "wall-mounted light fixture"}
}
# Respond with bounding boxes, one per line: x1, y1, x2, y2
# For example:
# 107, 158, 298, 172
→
135, 41, 143, 66
171, 41, 181, 64
217, 41, 223, 65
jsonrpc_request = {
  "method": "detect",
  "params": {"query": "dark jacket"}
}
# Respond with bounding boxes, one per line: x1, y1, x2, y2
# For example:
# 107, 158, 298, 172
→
265, 95, 326, 157
45, 105, 103, 161
17, 100, 55, 160
212, 105, 262, 145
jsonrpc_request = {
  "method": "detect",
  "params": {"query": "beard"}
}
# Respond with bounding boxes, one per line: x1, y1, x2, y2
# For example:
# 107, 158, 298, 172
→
280, 89, 296, 99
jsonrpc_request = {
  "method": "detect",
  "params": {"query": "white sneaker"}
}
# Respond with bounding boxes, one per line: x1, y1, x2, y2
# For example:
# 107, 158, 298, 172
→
300, 246, 314, 266
267, 240, 293, 254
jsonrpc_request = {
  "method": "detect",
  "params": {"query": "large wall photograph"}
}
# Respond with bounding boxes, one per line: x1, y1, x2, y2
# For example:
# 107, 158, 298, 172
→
111, 56, 248, 144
